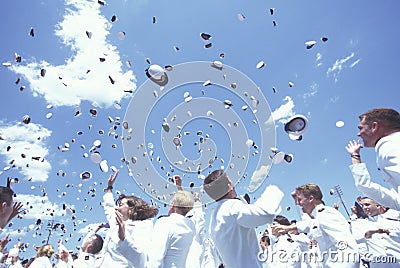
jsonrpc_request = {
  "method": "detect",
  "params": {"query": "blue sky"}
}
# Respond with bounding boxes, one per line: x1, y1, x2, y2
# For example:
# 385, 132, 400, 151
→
0, 0, 399, 260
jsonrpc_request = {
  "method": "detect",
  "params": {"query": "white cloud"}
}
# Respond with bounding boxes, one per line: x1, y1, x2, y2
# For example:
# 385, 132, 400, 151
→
8, 0, 136, 108
303, 82, 319, 99
76, 223, 107, 235
271, 96, 295, 124
59, 159, 69, 166
14, 194, 68, 220
349, 59, 361, 68
316, 52, 323, 67
0, 122, 52, 182
326, 52, 360, 82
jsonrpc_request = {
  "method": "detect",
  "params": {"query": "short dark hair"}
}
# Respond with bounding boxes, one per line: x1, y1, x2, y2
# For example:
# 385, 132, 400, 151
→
90, 234, 104, 254
260, 235, 270, 245
296, 184, 323, 201
203, 170, 231, 201
360, 108, 400, 130
273, 215, 291, 226
0, 186, 14, 205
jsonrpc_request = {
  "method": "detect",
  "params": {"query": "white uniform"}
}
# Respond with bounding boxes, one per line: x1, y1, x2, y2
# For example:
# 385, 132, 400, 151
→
201, 238, 224, 268
97, 192, 153, 268
350, 163, 400, 211
269, 234, 302, 268
375, 132, 400, 189
296, 204, 359, 268
148, 213, 195, 268
73, 253, 97, 268
185, 201, 206, 268
208, 185, 284, 268
28, 256, 52, 268
351, 211, 400, 267
349, 131, 400, 210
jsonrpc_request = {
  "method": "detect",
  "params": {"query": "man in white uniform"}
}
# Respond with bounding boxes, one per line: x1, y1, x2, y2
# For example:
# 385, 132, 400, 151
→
346, 108, 400, 210
203, 169, 284, 268
149, 186, 195, 268
270, 215, 302, 268
272, 183, 359, 268
350, 197, 400, 267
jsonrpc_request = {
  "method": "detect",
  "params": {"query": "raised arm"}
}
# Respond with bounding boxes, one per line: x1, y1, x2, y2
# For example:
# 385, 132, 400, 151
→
235, 185, 284, 228
103, 170, 119, 225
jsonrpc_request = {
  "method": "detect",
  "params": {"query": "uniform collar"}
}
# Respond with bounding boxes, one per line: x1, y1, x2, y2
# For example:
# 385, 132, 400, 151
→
311, 203, 325, 218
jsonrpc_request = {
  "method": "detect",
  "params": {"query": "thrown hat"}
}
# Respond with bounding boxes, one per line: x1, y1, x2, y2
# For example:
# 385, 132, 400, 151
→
284, 114, 308, 140
145, 64, 168, 86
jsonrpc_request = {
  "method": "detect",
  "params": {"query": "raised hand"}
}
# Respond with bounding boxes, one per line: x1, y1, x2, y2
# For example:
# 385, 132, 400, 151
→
8, 202, 23, 222
345, 140, 362, 155
115, 210, 126, 241
0, 234, 9, 252
107, 170, 119, 192
174, 175, 183, 191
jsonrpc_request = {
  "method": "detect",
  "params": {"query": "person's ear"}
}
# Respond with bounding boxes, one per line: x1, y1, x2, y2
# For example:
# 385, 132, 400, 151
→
168, 204, 176, 214
227, 181, 234, 191
0, 202, 7, 213
371, 121, 379, 132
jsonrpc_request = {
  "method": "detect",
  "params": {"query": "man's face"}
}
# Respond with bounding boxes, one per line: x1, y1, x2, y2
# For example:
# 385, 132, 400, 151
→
360, 199, 381, 217
295, 191, 314, 215
357, 118, 377, 147
81, 235, 95, 253
81, 237, 90, 252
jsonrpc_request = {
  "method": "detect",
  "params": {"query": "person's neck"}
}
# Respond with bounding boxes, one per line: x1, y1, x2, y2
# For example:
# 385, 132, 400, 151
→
375, 129, 399, 146
307, 201, 323, 217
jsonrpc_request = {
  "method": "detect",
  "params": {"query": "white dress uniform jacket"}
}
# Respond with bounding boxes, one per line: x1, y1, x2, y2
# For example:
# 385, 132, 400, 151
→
28, 256, 52, 268
351, 217, 400, 267
209, 184, 284, 268
148, 213, 195, 268
296, 204, 359, 268
349, 131, 400, 210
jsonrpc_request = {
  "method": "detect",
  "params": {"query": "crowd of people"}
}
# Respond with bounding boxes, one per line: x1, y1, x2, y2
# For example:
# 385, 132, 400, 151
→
0, 107, 399, 268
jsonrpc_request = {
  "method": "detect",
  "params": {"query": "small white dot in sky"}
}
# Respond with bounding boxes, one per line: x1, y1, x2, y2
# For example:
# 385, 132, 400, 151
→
335, 120, 345, 128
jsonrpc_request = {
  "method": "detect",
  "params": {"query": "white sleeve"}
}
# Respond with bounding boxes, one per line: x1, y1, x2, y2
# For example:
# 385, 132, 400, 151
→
295, 218, 312, 234
350, 163, 400, 210
234, 185, 283, 228
190, 201, 206, 243
290, 233, 311, 252
350, 218, 369, 243
148, 217, 169, 268
103, 192, 117, 227
116, 236, 146, 268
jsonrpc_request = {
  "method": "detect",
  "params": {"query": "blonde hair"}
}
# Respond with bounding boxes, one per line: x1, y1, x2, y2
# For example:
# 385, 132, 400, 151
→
37, 244, 54, 258
171, 190, 194, 215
